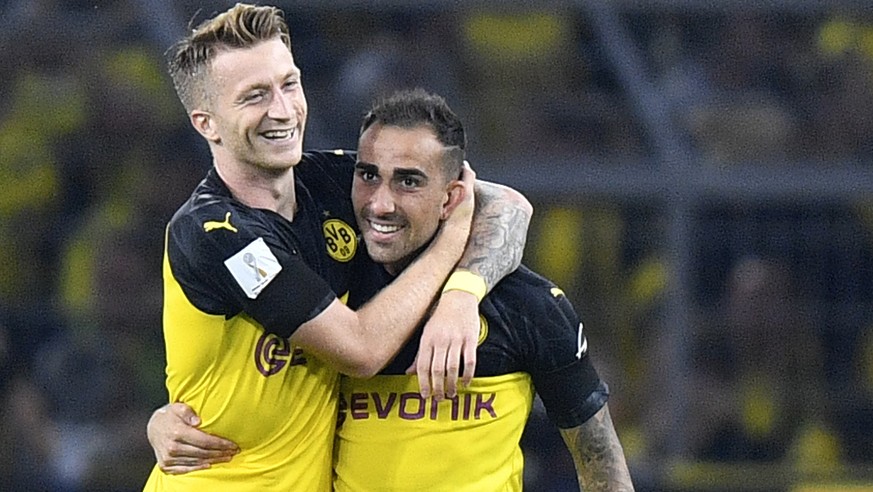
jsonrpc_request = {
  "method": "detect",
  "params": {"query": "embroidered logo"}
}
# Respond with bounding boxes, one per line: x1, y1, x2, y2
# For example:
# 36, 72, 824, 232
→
204, 212, 238, 233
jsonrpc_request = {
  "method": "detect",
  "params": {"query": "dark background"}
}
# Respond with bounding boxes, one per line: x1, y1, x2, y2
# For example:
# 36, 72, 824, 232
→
2, 1, 873, 490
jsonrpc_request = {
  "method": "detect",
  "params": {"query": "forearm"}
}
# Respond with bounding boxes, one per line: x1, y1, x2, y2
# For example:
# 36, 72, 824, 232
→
348, 228, 467, 376
458, 180, 532, 291
559, 404, 635, 491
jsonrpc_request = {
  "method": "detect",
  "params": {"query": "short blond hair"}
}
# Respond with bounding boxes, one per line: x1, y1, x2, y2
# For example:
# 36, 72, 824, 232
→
166, 3, 291, 112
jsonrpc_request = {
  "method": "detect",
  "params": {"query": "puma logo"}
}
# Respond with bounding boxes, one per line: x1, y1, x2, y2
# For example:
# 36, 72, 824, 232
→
204, 212, 238, 233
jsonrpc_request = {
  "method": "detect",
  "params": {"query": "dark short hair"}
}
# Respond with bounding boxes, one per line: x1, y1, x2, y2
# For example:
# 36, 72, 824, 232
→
167, 3, 291, 112
360, 88, 466, 180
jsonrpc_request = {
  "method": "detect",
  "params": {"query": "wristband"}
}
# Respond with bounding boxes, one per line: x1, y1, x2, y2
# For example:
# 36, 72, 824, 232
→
442, 270, 487, 303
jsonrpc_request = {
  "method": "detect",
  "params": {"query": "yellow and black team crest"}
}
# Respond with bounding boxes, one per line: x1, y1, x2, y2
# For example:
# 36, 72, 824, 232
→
322, 218, 357, 262
478, 314, 489, 346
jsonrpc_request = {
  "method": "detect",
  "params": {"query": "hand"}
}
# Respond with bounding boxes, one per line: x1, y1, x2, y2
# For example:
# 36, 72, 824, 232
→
147, 402, 239, 475
440, 162, 476, 239
409, 290, 479, 400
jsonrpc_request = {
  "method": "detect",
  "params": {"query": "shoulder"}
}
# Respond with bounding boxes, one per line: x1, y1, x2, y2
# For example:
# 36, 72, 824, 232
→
296, 149, 357, 203
166, 194, 278, 271
485, 265, 576, 320
298, 149, 356, 177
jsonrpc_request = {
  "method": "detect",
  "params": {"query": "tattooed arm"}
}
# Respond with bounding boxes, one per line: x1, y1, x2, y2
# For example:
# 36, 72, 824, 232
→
415, 177, 533, 399
559, 404, 635, 491
458, 179, 533, 290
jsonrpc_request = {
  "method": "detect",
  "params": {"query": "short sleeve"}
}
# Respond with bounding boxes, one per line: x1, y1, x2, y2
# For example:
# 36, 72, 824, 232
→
166, 204, 336, 338
523, 291, 609, 429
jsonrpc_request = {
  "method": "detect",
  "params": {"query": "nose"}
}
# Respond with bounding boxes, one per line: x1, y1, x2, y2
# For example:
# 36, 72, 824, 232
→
268, 87, 292, 120
368, 184, 395, 216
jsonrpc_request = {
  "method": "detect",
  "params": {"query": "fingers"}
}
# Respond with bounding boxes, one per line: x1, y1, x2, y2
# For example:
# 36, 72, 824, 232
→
169, 401, 201, 426
415, 290, 481, 401
164, 442, 239, 465
462, 160, 476, 184
416, 343, 434, 399
429, 344, 447, 402
416, 337, 469, 401
461, 163, 476, 202
461, 335, 477, 388
444, 342, 461, 399
159, 452, 234, 475
405, 353, 418, 376
164, 402, 237, 453
161, 463, 212, 475
173, 434, 238, 457
150, 401, 240, 475
156, 426, 238, 472
177, 427, 239, 453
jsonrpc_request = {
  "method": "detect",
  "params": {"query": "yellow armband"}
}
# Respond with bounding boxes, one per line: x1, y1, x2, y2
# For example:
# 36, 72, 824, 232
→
442, 270, 487, 303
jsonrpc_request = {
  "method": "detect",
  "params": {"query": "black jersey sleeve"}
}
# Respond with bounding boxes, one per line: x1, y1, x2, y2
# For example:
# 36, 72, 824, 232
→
166, 203, 336, 339
524, 287, 609, 429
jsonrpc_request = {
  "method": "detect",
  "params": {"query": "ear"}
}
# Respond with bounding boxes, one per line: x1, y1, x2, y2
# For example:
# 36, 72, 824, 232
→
190, 110, 220, 143
440, 179, 467, 220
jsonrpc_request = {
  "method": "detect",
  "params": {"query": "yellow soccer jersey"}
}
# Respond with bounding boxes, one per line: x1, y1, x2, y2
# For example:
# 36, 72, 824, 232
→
335, 374, 534, 492
334, 264, 609, 491
145, 152, 361, 491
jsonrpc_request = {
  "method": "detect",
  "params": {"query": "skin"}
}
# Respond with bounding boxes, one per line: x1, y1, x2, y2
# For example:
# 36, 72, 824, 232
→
191, 39, 305, 217
353, 124, 459, 274
149, 124, 634, 490
185, 37, 477, 386
560, 406, 635, 491
195, 39, 307, 176
352, 124, 480, 389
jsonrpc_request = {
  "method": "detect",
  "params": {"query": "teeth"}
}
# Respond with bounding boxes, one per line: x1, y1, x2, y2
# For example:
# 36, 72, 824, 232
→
371, 222, 400, 233
263, 129, 293, 139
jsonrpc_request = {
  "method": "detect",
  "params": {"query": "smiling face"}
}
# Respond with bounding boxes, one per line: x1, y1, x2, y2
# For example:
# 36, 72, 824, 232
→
192, 37, 307, 173
353, 123, 459, 274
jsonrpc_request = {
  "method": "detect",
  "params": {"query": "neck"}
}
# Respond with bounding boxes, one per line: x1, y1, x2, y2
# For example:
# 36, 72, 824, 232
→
214, 158, 298, 220
381, 241, 432, 277
383, 261, 406, 277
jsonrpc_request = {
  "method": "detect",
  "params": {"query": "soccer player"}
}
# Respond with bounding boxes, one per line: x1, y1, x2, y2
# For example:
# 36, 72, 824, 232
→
144, 4, 532, 492
148, 89, 635, 491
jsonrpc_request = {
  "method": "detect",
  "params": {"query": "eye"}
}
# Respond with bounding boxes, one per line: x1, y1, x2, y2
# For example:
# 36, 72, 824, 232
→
399, 176, 421, 189
243, 91, 265, 103
356, 169, 378, 183
283, 78, 300, 91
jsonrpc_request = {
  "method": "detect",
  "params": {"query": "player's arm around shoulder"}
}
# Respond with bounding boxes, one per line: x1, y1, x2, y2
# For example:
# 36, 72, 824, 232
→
464, 176, 533, 289
290, 165, 475, 379
415, 170, 533, 398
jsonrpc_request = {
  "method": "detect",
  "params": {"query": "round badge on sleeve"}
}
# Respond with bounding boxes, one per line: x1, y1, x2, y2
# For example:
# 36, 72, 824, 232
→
323, 219, 357, 262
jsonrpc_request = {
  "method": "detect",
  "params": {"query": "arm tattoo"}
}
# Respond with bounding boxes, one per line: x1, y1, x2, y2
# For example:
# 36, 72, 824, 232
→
559, 405, 635, 491
457, 182, 532, 291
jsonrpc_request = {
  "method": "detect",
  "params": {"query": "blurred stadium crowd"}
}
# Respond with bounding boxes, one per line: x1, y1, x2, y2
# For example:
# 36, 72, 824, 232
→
2, 1, 873, 491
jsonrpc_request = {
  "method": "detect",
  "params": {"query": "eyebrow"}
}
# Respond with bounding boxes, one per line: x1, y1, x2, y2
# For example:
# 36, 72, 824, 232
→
392, 168, 428, 180
354, 162, 429, 180
354, 162, 377, 173
236, 68, 301, 97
